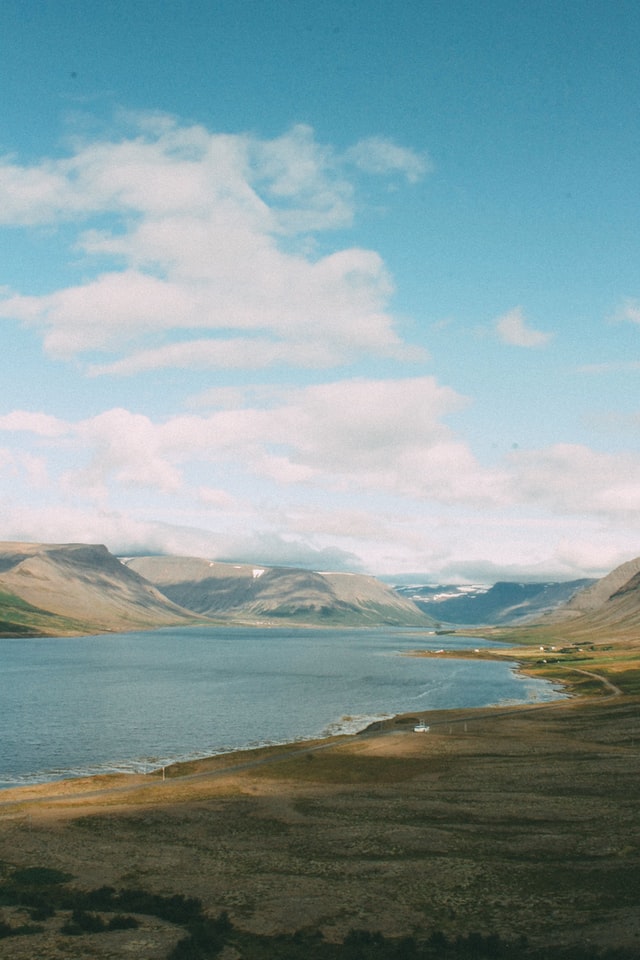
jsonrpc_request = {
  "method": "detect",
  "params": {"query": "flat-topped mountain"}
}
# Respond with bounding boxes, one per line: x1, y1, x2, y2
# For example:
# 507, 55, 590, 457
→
8, 541, 640, 639
125, 556, 434, 627
0, 541, 200, 636
0, 542, 433, 636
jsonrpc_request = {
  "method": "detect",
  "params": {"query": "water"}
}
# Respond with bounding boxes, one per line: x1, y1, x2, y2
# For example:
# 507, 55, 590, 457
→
0, 625, 564, 787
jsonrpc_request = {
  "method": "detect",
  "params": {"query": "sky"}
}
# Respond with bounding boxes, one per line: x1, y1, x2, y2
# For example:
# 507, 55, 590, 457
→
0, 0, 639, 583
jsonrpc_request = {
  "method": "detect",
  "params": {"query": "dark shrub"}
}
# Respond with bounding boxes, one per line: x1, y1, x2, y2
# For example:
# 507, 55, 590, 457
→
11, 867, 72, 886
107, 914, 140, 930
61, 908, 106, 934
29, 903, 55, 921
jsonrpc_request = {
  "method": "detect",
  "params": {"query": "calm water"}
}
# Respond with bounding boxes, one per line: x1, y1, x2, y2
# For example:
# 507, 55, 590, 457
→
0, 625, 564, 787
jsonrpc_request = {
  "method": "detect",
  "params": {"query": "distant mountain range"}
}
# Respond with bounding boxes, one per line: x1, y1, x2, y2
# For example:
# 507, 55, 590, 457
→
124, 555, 433, 628
1, 540, 640, 640
394, 579, 596, 625
0, 542, 433, 636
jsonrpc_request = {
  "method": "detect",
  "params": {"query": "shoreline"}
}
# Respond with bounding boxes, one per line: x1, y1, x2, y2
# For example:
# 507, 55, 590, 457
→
7, 615, 623, 804
0, 651, 637, 950
0, 693, 574, 813
0, 697, 569, 814
0, 638, 577, 799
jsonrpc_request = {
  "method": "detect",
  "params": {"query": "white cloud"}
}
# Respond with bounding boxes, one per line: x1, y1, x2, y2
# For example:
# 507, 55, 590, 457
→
197, 486, 242, 510
1, 400, 639, 578
0, 447, 51, 489
250, 123, 355, 232
2, 271, 197, 359
2, 385, 640, 538
494, 306, 552, 348
70, 408, 184, 496
263, 377, 509, 504
88, 338, 342, 376
0, 378, 504, 508
615, 298, 640, 325
0, 116, 428, 372
507, 443, 640, 516
0, 411, 68, 437
0, 159, 83, 225
345, 136, 432, 182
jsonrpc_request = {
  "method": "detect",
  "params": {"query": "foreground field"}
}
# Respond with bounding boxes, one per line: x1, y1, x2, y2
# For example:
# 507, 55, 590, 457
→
0, 637, 639, 958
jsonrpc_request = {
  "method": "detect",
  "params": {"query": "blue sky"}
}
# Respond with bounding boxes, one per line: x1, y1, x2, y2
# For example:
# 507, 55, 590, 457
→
0, 0, 639, 581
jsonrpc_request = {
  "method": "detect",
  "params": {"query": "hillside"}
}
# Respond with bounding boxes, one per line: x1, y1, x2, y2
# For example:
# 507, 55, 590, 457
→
0, 542, 202, 636
538, 557, 640, 639
551, 554, 640, 618
125, 556, 434, 626
395, 578, 594, 625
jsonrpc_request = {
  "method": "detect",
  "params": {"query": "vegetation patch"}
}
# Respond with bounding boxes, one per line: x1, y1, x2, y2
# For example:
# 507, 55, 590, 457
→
605, 668, 640, 695
0, 867, 232, 956
249, 751, 427, 784
2, 866, 637, 960
0, 588, 91, 637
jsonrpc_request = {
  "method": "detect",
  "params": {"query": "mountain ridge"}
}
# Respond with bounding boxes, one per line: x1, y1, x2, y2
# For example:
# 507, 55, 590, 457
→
125, 555, 434, 627
536, 556, 640, 638
394, 578, 595, 625
3, 540, 640, 638
0, 541, 201, 636
546, 555, 640, 619
0, 542, 434, 635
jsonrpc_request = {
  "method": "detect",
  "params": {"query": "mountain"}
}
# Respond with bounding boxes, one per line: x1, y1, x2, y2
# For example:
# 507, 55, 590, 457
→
0, 542, 201, 636
584, 569, 640, 629
551, 556, 640, 618
125, 556, 434, 627
538, 555, 640, 637
395, 579, 595, 625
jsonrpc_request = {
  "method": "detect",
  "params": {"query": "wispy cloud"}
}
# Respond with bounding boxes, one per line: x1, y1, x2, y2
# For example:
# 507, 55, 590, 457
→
506, 443, 640, 515
614, 298, 640, 325
577, 360, 640, 374
494, 306, 553, 348
345, 136, 432, 182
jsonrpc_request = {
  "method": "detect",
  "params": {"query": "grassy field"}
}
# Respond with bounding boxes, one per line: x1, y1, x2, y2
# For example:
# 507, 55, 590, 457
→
0, 628, 639, 958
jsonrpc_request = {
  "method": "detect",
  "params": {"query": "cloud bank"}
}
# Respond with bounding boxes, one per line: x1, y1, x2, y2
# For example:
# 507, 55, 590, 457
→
0, 112, 636, 581
0, 117, 427, 372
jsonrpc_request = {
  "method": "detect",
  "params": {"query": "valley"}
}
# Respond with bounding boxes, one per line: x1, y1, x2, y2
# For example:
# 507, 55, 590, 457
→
1, 542, 640, 957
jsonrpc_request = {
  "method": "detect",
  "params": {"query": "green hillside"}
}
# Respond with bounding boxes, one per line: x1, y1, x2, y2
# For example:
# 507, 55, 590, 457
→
0, 588, 97, 637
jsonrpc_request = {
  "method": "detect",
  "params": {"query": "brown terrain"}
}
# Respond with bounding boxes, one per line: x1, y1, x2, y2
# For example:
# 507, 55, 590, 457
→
0, 542, 202, 636
0, 650, 639, 958
1, 547, 640, 957
125, 555, 433, 626
0, 542, 433, 635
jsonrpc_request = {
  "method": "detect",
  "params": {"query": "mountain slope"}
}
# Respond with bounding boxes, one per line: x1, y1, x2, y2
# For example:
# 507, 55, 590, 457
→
553, 556, 640, 618
125, 556, 434, 626
584, 570, 640, 629
0, 587, 96, 638
395, 579, 595, 625
0, 542, 201, 635
537, 556, 640, 639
